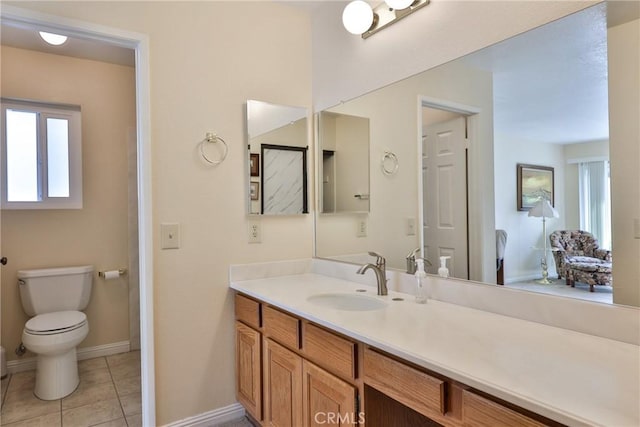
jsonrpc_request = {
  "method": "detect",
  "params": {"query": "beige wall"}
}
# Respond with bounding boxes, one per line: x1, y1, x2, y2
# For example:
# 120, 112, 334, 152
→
608, 18, 640, 306
2, 2, 313, 424
1, 46, 135, 359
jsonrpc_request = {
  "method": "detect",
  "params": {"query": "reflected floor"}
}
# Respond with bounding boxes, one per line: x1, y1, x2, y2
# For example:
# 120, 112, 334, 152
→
506, 279, 613, 304
1, 350, 141, 427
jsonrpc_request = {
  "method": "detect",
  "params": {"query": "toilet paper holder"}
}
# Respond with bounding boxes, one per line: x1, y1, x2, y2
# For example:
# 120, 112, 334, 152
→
98, 268, 127, 278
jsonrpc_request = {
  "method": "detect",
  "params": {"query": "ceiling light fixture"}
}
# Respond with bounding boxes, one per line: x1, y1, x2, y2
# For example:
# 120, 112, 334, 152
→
39, 31, 68, 46
342, 0, 430, 39
342, 1, 376, 35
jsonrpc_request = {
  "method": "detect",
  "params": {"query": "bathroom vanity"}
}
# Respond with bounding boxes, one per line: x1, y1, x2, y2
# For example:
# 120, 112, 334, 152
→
230, 260, 640, 427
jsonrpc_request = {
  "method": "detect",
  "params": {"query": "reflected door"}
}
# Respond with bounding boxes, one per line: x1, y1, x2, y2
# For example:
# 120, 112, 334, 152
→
423, 116, 469, 279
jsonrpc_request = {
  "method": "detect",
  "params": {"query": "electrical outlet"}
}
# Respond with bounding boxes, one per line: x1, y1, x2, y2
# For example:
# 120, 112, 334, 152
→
356, 219, 367, 237
161, 223, 180, 249
406, 217, 416, 236
248, 220, 262, 243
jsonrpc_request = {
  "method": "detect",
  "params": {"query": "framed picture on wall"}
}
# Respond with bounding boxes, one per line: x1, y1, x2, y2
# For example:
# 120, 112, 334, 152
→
250, 153, 259, 177
250, 182, 259, 201
517, 164, 554, 211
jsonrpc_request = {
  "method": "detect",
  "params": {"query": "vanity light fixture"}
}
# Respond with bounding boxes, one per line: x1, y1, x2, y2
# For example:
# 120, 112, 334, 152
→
39, 31, 68, 46
342, 0, 430, 39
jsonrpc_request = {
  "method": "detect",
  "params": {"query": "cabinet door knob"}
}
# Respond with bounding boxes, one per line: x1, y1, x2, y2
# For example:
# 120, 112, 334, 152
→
0, 257, 7, 265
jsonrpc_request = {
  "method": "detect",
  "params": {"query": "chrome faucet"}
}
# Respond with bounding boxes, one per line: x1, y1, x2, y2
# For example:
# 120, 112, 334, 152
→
406, 247, 421, 274
357, 251, 388, 296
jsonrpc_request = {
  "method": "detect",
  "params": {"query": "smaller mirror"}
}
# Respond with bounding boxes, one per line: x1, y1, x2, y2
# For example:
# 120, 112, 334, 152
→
318, 111, 370, 213
247, 100, 308, 215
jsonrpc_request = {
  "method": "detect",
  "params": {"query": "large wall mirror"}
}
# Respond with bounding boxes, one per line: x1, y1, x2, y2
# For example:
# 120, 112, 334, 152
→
247, 100, 308, 215
315, 2, 639, 307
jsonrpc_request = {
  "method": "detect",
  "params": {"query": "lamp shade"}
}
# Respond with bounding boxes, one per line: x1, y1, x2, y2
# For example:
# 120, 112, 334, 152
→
342, 1, 374, 35
39, 31, 68, 46
385, 0, 414, 10
528, 199, 559, 218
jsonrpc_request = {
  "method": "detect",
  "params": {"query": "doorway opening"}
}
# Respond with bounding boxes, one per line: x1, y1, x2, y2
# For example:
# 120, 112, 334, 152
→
0, 5, 154, 425
418, 97, 480, 281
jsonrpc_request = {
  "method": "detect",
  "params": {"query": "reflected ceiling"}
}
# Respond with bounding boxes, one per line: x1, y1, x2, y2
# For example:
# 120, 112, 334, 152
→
458, 5, 608, 145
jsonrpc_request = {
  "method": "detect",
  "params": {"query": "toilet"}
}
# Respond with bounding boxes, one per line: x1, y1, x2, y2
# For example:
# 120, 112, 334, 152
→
18, 265, 93, 400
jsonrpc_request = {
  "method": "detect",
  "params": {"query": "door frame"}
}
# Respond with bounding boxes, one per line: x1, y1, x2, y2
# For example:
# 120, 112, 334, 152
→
1, 5, 155, 425
417, 96, 484, 281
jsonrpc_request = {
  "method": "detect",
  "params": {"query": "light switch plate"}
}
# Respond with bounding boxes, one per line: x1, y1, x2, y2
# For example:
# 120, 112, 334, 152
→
356, 219, 367, 237
161, 223, 180, 249
406, 217, 416, 236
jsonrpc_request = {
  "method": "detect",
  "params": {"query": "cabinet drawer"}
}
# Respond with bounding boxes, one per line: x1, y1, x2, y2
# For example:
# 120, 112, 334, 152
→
462, 390, 547, 427
263, 305, 300, 349
235, 294, 261, 329
364, 348, 445, 418
303, 323, 356, 380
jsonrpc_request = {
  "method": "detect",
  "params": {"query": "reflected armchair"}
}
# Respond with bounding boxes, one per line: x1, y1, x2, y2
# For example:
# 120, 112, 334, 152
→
549, 230, 612, 292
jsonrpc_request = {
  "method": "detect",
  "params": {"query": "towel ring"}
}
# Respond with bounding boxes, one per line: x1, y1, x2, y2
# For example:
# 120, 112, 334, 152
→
381, 151, 399, 175
199, 132, 228, 165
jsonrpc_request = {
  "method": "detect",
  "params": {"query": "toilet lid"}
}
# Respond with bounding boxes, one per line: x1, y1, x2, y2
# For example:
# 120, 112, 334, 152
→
25, 311, 87, 334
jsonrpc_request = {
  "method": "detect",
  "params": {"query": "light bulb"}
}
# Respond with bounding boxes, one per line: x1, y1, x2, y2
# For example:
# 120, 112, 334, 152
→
385, 0, 414, 10
342, 1, 374, 35
39, 31, 68, 46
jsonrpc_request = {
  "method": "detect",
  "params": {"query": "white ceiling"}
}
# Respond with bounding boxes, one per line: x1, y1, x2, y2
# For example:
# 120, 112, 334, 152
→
0, 22, 134, 67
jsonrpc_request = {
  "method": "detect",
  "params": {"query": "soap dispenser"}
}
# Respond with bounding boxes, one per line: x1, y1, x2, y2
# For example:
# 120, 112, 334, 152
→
414, 258, 428, 304
438, 256, 451, 278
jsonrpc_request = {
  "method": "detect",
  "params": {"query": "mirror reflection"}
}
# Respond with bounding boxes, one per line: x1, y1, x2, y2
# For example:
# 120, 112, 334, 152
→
318, 111, 370, 213
315, 3, 639, 306
246, 100, 308, 215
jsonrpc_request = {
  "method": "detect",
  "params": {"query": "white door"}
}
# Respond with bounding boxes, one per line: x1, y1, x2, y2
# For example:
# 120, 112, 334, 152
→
423, 116, 469, 279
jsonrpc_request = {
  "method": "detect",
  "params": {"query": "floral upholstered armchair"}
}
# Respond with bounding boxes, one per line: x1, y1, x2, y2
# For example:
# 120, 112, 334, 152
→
549, 230, 612, 291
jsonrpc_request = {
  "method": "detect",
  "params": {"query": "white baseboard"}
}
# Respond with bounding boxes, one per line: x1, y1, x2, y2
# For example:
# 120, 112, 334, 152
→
7, 340, 130, 374
162, 403, 245, 427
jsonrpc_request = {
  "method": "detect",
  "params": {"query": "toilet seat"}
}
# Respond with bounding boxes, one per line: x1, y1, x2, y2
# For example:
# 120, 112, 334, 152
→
25, 311, 87, 335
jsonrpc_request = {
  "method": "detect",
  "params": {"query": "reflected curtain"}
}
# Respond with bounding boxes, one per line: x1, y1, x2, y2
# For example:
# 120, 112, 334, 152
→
578, 160, 611, 249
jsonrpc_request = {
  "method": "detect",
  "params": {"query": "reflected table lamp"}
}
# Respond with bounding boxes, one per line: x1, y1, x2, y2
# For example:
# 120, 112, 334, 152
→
528, 199, 559, 284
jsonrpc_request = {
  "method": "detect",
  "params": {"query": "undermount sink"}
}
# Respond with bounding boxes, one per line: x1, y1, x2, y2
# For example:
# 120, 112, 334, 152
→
307, 292, 387, 311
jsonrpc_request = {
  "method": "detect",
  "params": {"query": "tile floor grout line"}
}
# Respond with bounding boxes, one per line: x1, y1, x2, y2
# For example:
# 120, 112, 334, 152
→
1, 374, 11, 409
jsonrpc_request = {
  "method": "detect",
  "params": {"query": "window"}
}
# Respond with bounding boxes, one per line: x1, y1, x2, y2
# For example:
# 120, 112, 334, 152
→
579, 160, 611, 249
1, 99, 82, 209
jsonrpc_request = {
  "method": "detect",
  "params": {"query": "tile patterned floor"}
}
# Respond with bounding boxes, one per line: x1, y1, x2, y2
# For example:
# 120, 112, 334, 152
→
216, 417, 253, 427
1, 351, 141, 427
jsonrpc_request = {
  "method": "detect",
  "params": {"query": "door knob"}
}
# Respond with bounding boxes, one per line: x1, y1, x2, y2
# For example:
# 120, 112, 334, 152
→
0, 257, 7, 265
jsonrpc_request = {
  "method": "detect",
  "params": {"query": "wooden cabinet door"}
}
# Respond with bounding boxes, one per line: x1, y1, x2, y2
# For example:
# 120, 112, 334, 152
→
264, 338, 303, 427
302, 360, 358, 427
236, 321, 262, 421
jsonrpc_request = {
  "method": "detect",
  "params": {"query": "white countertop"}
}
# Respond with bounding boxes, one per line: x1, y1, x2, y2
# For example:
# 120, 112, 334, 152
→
230, 272, 640, 427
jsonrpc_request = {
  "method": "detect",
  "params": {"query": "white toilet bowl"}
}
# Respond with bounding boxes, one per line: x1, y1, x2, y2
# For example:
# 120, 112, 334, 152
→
22, 310, 89, 400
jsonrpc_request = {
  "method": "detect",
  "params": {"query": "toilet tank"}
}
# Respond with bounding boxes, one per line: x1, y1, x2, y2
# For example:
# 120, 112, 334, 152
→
18, 266, 94, 317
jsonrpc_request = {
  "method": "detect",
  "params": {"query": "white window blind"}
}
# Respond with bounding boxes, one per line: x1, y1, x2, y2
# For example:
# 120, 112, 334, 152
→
579, 160, 611, 249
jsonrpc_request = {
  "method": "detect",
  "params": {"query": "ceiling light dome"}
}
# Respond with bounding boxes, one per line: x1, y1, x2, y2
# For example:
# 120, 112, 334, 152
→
39, 31, 68, 46
342, 1, 375, 35
385, 0, 415, 9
